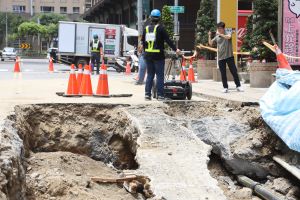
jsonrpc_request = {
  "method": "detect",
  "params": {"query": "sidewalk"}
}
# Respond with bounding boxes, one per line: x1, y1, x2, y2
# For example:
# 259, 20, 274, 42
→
192, 80, 268, 103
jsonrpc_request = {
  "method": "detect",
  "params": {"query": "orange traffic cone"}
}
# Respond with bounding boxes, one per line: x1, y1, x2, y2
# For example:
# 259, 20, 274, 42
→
180, 59, 187, 81
48, 57, 54, 72
14, 56, 21, 73
188, 58, 197, 83
274, 45, 292, 70
77, 64, 83, 92
80, 65, 93, 96
95, 62, 109, 97
64, 64, 80, 97
125, 61, 131, 75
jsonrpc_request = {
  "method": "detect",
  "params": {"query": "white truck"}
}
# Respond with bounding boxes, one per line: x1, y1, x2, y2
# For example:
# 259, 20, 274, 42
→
58, 21, 138, 69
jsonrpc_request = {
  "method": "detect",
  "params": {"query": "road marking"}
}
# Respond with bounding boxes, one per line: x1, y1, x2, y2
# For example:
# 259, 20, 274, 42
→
0, 69, 9, 72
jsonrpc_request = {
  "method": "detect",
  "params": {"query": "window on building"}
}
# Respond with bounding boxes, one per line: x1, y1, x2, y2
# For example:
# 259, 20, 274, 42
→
60, 0, 67, 2
73, 0, 80, 3
41, 6, 54, 13
12, 5, 26, 13
73, 7, 80, 14
60, 7, 67, 14
238, 0, 253, 10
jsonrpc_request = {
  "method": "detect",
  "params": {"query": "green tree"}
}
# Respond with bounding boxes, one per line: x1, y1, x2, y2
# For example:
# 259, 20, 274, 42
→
243, 0, 278, 61
161, 6, 174, 39
43, 23, 58, 45
195, 0, 216, 58
18, 22, 43, 36
0, 13, 24, 46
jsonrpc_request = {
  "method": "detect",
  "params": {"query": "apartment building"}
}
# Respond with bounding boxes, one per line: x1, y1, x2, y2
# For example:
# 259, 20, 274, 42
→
0, 0, 91, 20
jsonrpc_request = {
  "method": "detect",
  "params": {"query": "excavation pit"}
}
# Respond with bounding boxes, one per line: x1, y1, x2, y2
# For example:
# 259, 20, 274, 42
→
0, 102, 299, 200
0, 104, 142, 200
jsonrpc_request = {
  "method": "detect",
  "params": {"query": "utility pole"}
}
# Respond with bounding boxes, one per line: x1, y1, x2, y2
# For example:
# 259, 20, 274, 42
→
174, 0, 178, 35
137, 0, 143, 36
30, 0, 33, 16
5, 2, 8, 47
174, 0, 179, 48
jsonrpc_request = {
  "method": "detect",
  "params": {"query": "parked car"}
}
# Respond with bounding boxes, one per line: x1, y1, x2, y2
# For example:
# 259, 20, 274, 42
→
47, 48, 58, 63
1, 47, 17, 61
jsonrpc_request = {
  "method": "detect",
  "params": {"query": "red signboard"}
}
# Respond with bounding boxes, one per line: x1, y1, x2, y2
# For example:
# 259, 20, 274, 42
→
238, 10, 253, 51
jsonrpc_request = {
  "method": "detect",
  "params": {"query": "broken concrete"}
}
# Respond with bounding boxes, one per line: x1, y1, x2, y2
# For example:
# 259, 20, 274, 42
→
125, 105, 227, 200
0, 102, 299, 200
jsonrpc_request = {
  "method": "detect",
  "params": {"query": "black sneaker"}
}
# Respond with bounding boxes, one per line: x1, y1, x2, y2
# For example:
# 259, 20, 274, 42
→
157, 96, 165, 101
145, 95, 151, 101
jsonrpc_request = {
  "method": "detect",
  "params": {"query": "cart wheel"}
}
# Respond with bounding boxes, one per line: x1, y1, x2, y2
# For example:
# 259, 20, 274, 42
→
152, 79, 158, 99
187, 82, 192, 100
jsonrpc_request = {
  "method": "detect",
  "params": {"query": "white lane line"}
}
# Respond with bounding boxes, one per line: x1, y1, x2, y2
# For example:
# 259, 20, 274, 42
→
0, 69, 9, 72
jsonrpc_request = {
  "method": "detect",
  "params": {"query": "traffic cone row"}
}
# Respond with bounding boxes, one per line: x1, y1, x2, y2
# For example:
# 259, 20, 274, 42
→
14, 56, 21, 73
180, 59, 187, 81
64, 62, 109, 97
188, 58, 197, 83
48, 57, 54, 72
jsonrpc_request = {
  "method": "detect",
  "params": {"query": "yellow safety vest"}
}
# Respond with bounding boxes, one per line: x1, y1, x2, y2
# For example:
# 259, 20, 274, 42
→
91, 39, 100, 53
145, 25, 160, 53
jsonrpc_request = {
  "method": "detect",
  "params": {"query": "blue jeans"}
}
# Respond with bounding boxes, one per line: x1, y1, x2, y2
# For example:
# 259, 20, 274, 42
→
137, 55, 147, 83
145, 59, 165, 97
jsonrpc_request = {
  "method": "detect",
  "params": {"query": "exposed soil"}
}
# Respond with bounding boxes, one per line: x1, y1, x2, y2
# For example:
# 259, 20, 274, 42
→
0, 102, 299, 200
0, 104, 143, 200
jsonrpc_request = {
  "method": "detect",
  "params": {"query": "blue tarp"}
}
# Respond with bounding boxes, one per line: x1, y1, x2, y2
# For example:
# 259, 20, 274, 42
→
260, 69, 300, 153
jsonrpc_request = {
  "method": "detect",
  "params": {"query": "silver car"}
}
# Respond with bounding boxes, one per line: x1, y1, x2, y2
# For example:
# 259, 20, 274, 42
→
1, 47, 17, 61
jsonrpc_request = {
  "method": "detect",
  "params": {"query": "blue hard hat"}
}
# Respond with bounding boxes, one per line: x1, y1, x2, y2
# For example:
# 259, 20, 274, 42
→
151, 9, 161, 18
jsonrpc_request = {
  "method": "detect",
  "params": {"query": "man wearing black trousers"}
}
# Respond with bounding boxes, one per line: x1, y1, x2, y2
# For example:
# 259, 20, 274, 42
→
208, 22, 244, 93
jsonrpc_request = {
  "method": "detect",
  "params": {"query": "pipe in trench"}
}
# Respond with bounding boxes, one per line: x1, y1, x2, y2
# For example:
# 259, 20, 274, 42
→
237, 175, 283, 200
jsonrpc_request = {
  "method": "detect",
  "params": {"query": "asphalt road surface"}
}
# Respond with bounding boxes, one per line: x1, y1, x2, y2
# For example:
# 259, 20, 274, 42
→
0, 59, 119, 80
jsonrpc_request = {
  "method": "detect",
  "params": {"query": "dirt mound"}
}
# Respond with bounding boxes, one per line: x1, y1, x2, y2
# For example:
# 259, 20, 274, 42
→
25, 151, 139, 200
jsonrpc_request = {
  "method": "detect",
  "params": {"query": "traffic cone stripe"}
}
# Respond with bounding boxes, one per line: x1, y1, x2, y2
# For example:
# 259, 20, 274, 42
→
100, 69, 107, 75
84, 69, 90, 75
80, 65, 93, 96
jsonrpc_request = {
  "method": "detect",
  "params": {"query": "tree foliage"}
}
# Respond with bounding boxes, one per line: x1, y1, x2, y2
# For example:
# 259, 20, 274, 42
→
195, 0, 216, 58
18, 22, 44, 36
161, 6, 174, 39
242, 0, 278, 62
0, 13, 24, 46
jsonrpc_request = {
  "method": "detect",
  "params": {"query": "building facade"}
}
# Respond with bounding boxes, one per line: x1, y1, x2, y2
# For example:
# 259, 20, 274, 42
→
83, 0, 200, 51
0, 0, 91, 20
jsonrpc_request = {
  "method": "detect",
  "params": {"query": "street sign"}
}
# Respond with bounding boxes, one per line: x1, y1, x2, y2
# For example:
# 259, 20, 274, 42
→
169, 6, 185, 14
19, 43, 31, 49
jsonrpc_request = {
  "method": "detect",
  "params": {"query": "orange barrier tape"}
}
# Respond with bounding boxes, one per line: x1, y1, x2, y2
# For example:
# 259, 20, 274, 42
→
263, 41, 300, 59
197, 44, 251, 55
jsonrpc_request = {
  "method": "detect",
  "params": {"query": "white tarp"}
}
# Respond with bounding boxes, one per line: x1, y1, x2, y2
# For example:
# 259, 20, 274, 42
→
260, 69, 300, 153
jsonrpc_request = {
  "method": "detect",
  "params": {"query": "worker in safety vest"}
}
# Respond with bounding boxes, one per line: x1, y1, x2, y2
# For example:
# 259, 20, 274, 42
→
141, 9, 181, 101
90, 34, 104, 75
